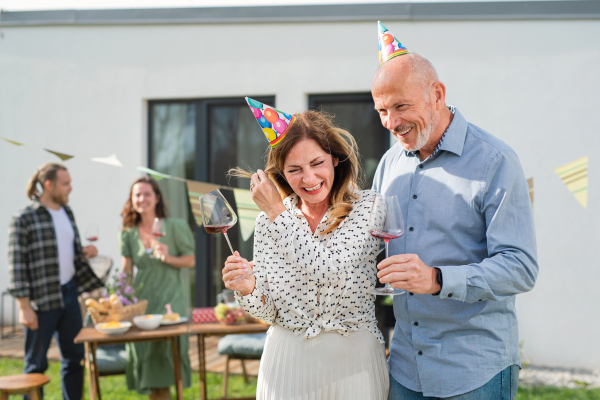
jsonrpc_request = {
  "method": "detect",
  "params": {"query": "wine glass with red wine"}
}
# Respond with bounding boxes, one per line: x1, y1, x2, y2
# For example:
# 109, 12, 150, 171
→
85, 223, 99, 244
149, 217, 166, 259
369, 193, 405, 296
199, 190, 253, 282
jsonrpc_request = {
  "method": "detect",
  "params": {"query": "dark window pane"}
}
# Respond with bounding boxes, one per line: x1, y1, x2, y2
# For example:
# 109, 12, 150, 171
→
149, 102, 196, 308
309, 94, 389, 189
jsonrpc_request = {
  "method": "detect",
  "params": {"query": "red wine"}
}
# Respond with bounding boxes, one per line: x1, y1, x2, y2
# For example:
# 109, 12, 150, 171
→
205, 224, 234, 234
369, 230, 402, 242
153, 232, 166, 238
86, 236, 98, 242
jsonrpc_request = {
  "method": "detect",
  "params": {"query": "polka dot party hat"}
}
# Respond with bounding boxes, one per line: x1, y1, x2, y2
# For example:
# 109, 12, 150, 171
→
245, 97, 296, 148
378, 21, 409, 67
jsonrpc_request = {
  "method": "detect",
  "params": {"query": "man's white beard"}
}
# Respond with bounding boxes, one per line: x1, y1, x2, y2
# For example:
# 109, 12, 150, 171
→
404, 109, 440, 153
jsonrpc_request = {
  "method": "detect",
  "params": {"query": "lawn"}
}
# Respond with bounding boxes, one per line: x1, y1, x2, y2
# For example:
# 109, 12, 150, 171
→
0, 357, 256, 399
2, 357, 600, 399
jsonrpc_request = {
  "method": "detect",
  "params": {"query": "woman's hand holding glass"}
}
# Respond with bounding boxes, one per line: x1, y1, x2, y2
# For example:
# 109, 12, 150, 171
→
222, 251, 255, 295
152, 242, 169, 263
250, 170, 286, 222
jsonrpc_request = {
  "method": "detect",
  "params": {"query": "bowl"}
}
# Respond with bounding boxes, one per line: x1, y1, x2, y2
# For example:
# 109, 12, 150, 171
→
133, 314, 163, 331
95, 321, 131, 336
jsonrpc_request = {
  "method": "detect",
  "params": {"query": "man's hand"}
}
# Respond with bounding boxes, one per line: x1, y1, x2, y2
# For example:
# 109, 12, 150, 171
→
83, 245, 98, 259
377, 254, 441, 295
17, 298, 38, 330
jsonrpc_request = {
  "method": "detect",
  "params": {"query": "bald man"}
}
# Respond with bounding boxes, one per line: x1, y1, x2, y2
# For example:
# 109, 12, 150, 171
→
371, 54, 538, 399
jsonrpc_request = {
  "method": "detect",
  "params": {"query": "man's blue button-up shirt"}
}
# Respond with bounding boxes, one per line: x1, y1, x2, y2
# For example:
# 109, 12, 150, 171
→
372, 108, 538, 397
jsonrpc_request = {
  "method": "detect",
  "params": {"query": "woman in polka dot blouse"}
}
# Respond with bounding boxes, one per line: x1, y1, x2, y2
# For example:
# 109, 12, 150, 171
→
223, 110, 389, 400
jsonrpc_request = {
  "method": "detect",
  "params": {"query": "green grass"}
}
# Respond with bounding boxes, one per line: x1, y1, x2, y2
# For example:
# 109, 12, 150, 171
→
0, 357, 256, 399
3, 357, 600, 399
517, 386, 600, 400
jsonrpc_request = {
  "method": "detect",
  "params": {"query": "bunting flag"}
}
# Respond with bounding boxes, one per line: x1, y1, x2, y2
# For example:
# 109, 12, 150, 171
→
136, 166, 171, 181
527, 178, 534, 207
44, 149, 74, 161
233, 188, 262, 241
1, 137, 24, 146
555, 156, 588, 208
186, 180, 222, 226
91, 154, 124, 167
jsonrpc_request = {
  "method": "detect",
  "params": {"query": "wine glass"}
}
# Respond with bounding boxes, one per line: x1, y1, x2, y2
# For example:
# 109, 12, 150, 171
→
369, 193, 405, 296
85, 223, 99, 244
199, 190, 253, 282
149, 218, 166, 259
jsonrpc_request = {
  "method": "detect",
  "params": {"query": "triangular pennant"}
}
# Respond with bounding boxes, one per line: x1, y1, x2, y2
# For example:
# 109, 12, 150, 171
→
527, 178, 534, 208
245, 97, 296, 148
136, 166, 171, 181
378, 21, 409, 67
555, 156, 587, 208
91, 154, 124, 167
44, 149, 74, 161
1, 137, 24, 146
233, 188, 261, 241
186, 180, 222, 227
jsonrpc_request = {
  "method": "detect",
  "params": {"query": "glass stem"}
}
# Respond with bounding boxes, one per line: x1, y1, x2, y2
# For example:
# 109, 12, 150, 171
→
384, 240, 392, 290
223, 232, 235, 255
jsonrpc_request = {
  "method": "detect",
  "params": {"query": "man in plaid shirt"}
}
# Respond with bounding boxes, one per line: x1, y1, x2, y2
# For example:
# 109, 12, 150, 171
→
8, 162, 103, 400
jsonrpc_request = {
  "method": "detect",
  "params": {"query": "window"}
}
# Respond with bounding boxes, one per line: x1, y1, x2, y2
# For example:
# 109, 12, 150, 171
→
149, 97, 274, 307
308, 93, 389, 189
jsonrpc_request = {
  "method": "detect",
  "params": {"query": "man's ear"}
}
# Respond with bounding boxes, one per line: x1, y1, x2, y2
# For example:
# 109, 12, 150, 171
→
431, 81, 446, 111
43, 180, 53, 192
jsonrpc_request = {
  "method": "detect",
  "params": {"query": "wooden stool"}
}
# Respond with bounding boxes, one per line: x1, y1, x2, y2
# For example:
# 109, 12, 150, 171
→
0, 374, 50, 400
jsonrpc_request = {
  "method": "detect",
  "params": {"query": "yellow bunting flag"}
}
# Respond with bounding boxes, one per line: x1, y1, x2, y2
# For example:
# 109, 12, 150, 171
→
91, 154, 124, 167
555, 156, 588, 208
527, 178, 534, 207
233, 188, 261, 241
136, 166, 171, 181
44, 149, 74, 161
186, 180, 222, 227
1, 137, 24, 146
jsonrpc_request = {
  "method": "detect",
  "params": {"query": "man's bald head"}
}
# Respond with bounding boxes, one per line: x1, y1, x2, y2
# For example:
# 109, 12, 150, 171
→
373, 53, 439, 101
371, 52, 450, 158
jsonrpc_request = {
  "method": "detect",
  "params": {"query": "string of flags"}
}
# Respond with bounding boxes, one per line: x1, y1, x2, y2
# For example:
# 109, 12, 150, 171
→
0, 134, 592, 241
0, 136, 261, 240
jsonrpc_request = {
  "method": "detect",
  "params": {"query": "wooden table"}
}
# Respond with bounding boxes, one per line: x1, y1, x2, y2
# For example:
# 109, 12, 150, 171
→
74, 323, 188, 400
188, 322, 270, 400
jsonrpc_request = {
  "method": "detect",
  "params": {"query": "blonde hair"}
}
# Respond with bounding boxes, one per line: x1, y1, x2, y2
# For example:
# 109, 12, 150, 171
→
26, 163, 67, 200
231, 110, 364, 234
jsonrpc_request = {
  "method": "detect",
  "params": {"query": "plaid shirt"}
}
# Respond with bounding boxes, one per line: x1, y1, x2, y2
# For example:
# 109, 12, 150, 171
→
8, 200, 103, 311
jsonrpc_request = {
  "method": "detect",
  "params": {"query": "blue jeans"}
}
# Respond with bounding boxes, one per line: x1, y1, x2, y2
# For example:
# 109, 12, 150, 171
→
23, 278, 84, 400
389, 365, 519, 400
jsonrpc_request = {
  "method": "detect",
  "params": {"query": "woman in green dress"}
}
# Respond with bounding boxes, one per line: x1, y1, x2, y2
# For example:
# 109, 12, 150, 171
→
119, 176, 195, 400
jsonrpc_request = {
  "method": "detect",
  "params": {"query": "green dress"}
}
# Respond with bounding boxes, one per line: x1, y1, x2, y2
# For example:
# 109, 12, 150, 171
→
118, 218, 194, 394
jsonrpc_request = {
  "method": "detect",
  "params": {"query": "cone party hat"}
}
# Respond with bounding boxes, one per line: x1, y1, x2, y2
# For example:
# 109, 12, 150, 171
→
245, 97, 296, 148
378, 21, 409, 66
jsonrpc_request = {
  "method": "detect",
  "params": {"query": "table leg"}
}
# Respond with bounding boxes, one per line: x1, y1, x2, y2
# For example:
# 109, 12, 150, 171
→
197, 334, 207, 400
84, 342, 97, 400
171, 336, 183, 400
90, 342, 102, 400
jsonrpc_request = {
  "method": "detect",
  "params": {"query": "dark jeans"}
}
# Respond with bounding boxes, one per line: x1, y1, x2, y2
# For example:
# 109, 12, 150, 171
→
23, 278, 84, 400
389, 365, 519, 400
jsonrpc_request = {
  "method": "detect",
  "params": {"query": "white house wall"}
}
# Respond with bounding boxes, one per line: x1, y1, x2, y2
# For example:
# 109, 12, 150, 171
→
0, 15, 599, 369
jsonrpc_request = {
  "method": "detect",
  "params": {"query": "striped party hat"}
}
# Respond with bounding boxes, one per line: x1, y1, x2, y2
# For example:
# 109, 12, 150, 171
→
245, 97, 296, 148
378, 21, 409, 67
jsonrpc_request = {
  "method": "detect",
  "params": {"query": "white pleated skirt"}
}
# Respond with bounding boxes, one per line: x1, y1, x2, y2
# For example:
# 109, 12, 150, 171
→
257, 324, 389, 400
